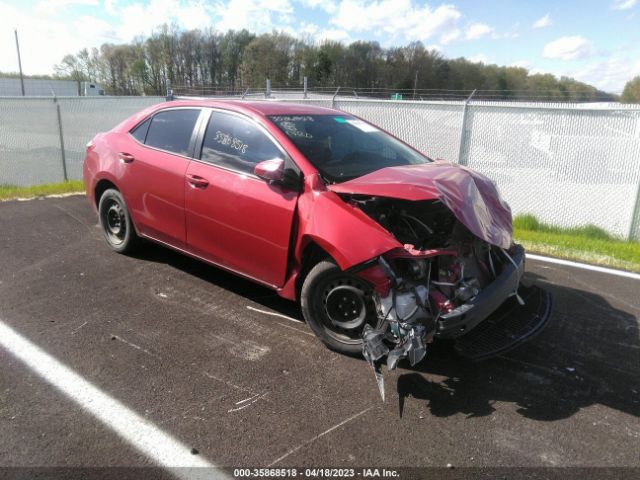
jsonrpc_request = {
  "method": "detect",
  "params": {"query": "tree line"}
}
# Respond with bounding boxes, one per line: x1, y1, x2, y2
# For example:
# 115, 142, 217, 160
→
23, 25, 629, 101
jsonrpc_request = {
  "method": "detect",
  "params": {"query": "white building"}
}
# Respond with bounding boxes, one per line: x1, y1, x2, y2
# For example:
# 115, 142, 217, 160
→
0, 78, 100, 96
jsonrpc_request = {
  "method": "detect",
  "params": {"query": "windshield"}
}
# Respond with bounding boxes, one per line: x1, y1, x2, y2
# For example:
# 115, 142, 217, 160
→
268, 114, 430, 183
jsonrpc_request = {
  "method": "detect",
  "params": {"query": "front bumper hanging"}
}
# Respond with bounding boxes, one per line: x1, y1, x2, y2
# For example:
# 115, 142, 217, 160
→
436, 244, 526, 338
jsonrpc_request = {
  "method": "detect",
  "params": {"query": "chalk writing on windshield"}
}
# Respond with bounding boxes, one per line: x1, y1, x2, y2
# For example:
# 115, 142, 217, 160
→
280, 121, 313, 139
271, 115, 315, 122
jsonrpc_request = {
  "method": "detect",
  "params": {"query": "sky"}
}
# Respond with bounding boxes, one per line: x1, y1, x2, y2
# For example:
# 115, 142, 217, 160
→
1, 0, 639, 93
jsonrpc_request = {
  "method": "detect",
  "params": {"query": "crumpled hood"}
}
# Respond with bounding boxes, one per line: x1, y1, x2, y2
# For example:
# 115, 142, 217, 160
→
328, 161, 513, 249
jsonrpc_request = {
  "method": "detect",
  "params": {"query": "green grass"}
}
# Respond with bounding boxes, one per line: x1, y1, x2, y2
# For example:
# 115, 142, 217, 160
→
513, 214, 640, 272
0, 180, 85, 201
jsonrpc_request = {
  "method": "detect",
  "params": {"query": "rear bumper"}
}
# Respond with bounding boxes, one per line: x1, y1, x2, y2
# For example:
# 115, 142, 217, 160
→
436, 244, 525, 338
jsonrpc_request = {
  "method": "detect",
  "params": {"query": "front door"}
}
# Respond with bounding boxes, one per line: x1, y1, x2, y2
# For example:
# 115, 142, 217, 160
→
184, 110, 299, 288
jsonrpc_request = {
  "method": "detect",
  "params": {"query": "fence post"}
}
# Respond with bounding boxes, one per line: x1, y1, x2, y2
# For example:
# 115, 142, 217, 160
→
303, 76, 308, 99
332, 87, 341, 109
629, 182, 640, 241
265, 79, 271, 98
456, 89, 476, 165
53, 97, 68, 182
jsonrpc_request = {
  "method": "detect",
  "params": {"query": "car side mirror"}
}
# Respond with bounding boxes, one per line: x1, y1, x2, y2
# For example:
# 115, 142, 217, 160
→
254, 158, 285, 183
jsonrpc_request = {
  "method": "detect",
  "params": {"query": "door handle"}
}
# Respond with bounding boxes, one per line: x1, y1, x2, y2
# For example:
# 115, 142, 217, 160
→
187, 174, 209, 188
119, 152, 135, 163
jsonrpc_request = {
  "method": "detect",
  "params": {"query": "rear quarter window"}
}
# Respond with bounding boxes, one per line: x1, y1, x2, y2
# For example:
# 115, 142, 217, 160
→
144, 109, 200, 156
130, 117, 151, 143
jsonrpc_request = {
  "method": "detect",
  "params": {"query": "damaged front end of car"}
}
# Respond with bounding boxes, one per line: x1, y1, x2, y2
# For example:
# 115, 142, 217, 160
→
328, 163, 552, 400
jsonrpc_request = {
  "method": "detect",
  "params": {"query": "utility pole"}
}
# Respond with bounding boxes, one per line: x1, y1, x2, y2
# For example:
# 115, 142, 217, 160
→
14, 29, 25, 96
413, 70, 418, 100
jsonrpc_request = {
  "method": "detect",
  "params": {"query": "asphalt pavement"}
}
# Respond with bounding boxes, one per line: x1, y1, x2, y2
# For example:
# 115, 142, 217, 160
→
0, 196, 638, 476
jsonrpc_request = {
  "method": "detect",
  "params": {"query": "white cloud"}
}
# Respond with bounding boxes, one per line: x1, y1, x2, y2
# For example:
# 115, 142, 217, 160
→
212, 0, 293, 34
73, 15, 119, 41
543, 35, 594, 60
280, 21, 348, 43
298, 22, 320, 37
532, 13, 552, 29
503, 22, 520, 38
465, 22, 493, 40
439, 29, 460, 45
116, 0, 220, 40
175, 1, 211, 30
0, 1, 117, 74
34, 0, 98, 15
330, 0, 461, 43
558, 56, 640, 93
104, 0, 118, 15
612, 0, 637, 10
299, 0, 338, 14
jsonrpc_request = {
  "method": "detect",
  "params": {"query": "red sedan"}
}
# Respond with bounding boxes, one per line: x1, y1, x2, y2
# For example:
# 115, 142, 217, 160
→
84, 100, 551, 373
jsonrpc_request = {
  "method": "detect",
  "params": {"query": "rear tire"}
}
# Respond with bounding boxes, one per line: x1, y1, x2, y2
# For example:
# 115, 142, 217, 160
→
98, 188, 140, 254
300, 260, 379, 356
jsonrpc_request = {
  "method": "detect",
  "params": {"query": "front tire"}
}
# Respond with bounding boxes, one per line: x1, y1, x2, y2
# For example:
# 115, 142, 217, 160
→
300, 260, 379, 355
98, 188, 140, 254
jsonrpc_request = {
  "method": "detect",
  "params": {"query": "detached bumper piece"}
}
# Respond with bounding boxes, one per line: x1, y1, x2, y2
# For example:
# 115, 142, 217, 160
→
454, 283, 552, 361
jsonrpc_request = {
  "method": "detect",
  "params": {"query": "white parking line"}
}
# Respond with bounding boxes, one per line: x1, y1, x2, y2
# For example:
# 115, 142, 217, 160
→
0, 320, 229, 479
246, 305, 303, 323
526, 253, 640, 281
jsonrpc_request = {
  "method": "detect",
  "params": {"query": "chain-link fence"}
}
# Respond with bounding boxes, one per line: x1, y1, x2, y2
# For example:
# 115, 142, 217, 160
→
1, 95, 639, 239
0, 96, 164, 186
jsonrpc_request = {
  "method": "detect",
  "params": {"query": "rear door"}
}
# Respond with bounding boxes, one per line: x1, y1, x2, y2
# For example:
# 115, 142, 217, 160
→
120, 108, 202, 247
184, 109, 299, 288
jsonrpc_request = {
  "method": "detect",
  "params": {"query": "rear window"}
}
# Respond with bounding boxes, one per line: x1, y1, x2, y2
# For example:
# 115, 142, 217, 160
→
144, 109, 200, 156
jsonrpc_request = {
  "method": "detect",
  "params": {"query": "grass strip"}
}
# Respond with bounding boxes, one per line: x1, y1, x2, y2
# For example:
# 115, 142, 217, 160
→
513, 214, 640, 273
0, 180, 85, 201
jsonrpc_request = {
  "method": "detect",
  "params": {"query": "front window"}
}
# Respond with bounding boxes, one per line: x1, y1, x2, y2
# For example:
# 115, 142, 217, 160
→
268, 115, 430, 183
201, 111, 285, 175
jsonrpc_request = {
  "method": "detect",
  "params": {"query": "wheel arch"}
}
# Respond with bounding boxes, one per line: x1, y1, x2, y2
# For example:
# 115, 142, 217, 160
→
295, 239, 334, 298
94, 178, 119, 208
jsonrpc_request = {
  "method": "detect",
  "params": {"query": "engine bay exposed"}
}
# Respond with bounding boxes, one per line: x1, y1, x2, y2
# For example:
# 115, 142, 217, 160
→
351, 196, 460, 250
341, 194, 524, 400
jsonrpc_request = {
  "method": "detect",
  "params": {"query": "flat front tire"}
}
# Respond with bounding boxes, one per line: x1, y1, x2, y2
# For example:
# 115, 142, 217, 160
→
300, 260, 379, 355
98, 188, 140, 254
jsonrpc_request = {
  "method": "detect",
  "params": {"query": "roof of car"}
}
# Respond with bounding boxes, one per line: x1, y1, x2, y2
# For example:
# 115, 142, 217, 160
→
160, 99, 341, 116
